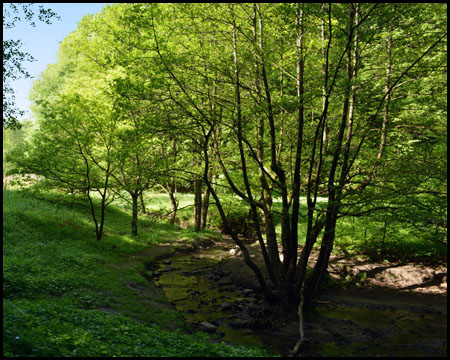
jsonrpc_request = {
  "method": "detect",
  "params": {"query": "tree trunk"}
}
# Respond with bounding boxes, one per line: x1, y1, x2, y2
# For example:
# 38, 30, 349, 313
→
320, 5, 329, 151
131, 191, 139, 236
168, 181, 178, 225
255, 3, 283, 279
200, 178, 210, 229
287, 2, 305, 284
193, 176, 202, 231
139, 192, 146, 214
305, 4, 356, 305
305, 209, 338, 306
378, 5, 393, 160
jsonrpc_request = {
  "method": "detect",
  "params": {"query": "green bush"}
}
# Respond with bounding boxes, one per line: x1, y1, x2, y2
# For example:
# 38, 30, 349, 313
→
209, 197, 261, 239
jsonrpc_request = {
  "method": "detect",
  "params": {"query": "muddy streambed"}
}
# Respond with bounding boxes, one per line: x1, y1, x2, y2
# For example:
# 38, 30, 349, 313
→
149, 245, 447, 357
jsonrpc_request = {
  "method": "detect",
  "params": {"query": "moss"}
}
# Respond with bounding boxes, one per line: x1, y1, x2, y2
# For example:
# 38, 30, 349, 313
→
313, 303, 447, 357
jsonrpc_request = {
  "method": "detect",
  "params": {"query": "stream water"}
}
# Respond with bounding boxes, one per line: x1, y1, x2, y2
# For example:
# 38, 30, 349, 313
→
153, 249, 266, 348
150, 246, 447, 357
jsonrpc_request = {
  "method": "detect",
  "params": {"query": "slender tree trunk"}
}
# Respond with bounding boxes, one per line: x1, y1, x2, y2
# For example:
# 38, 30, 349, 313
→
204, 139, 276, 301
86, 191, 100, 241
287, 3, 305, 286
79, 143, 103, 241
193, 175, 202, 231
381, 221, 388, 253
98, 191, 107, 240
305, 208, 338, 306
252, 4, 272, 212
255, 3, 283, 281
131, 190, 139, 236
200, 174, 210, 229
139, 192, 146, 214
306, 4, 356, 305
321, 5, 329, 151
378, 6, 393, 160
168, 180, 178, 225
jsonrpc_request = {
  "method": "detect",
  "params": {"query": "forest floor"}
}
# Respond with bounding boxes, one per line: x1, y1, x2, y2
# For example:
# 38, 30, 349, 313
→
130, 233, 447, 357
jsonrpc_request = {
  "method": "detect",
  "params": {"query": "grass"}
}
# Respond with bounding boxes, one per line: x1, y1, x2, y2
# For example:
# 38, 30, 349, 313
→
264, 196, 445, 264
3, 185, 445, 356
141, 190, 446, 263
333, 215, 447, 264
3, 189, 272, 357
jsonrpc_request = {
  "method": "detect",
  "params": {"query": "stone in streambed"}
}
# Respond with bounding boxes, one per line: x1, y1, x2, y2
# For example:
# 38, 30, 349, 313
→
218, 277, 233, 286
221, 302, 233, 311
199, 321, 218, 333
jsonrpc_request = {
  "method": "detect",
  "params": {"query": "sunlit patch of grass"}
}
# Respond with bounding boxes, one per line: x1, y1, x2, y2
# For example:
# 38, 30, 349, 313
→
334, 214, 446, 263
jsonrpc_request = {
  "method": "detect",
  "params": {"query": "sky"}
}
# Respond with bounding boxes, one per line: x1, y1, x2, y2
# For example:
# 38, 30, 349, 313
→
3, 3, 109, 121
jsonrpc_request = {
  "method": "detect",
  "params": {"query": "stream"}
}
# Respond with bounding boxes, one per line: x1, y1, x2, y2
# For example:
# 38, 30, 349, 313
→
149, 243, 447, 357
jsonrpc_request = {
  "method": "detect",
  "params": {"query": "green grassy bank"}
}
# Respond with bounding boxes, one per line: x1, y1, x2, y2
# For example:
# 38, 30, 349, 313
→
3, 189, 271, 357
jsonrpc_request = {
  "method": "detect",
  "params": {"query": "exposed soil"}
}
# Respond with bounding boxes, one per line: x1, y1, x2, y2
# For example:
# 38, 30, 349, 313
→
124, 234, 447, 357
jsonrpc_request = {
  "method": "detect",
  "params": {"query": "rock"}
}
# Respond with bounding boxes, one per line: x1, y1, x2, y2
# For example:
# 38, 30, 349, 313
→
174, 244, 195, 252
235, 298, 256, 309
221, 302, 233, 311
235, 297, 253, 305
219, 277, 233, 286
163, 260, 171, 265
217, 269, 231, 277
243, 288, 254, 296
250, 319, 271, 329
230, 320, 245, 328
162, 266, 175, 272
199, 321, 217, 333
218, 285, 236, 292
248, 307, 263, 317
207, 273, 219, 281
195, 238, 215, 248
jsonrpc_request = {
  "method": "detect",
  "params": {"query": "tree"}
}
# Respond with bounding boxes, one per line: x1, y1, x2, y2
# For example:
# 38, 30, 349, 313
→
3, 3, 59, 129
149, 3, 446, 315
12, 32, 121, 241
3, 119, 36, 188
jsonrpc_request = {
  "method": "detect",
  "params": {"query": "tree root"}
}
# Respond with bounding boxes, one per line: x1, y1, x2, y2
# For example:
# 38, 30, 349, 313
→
291, 287, 308, 356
